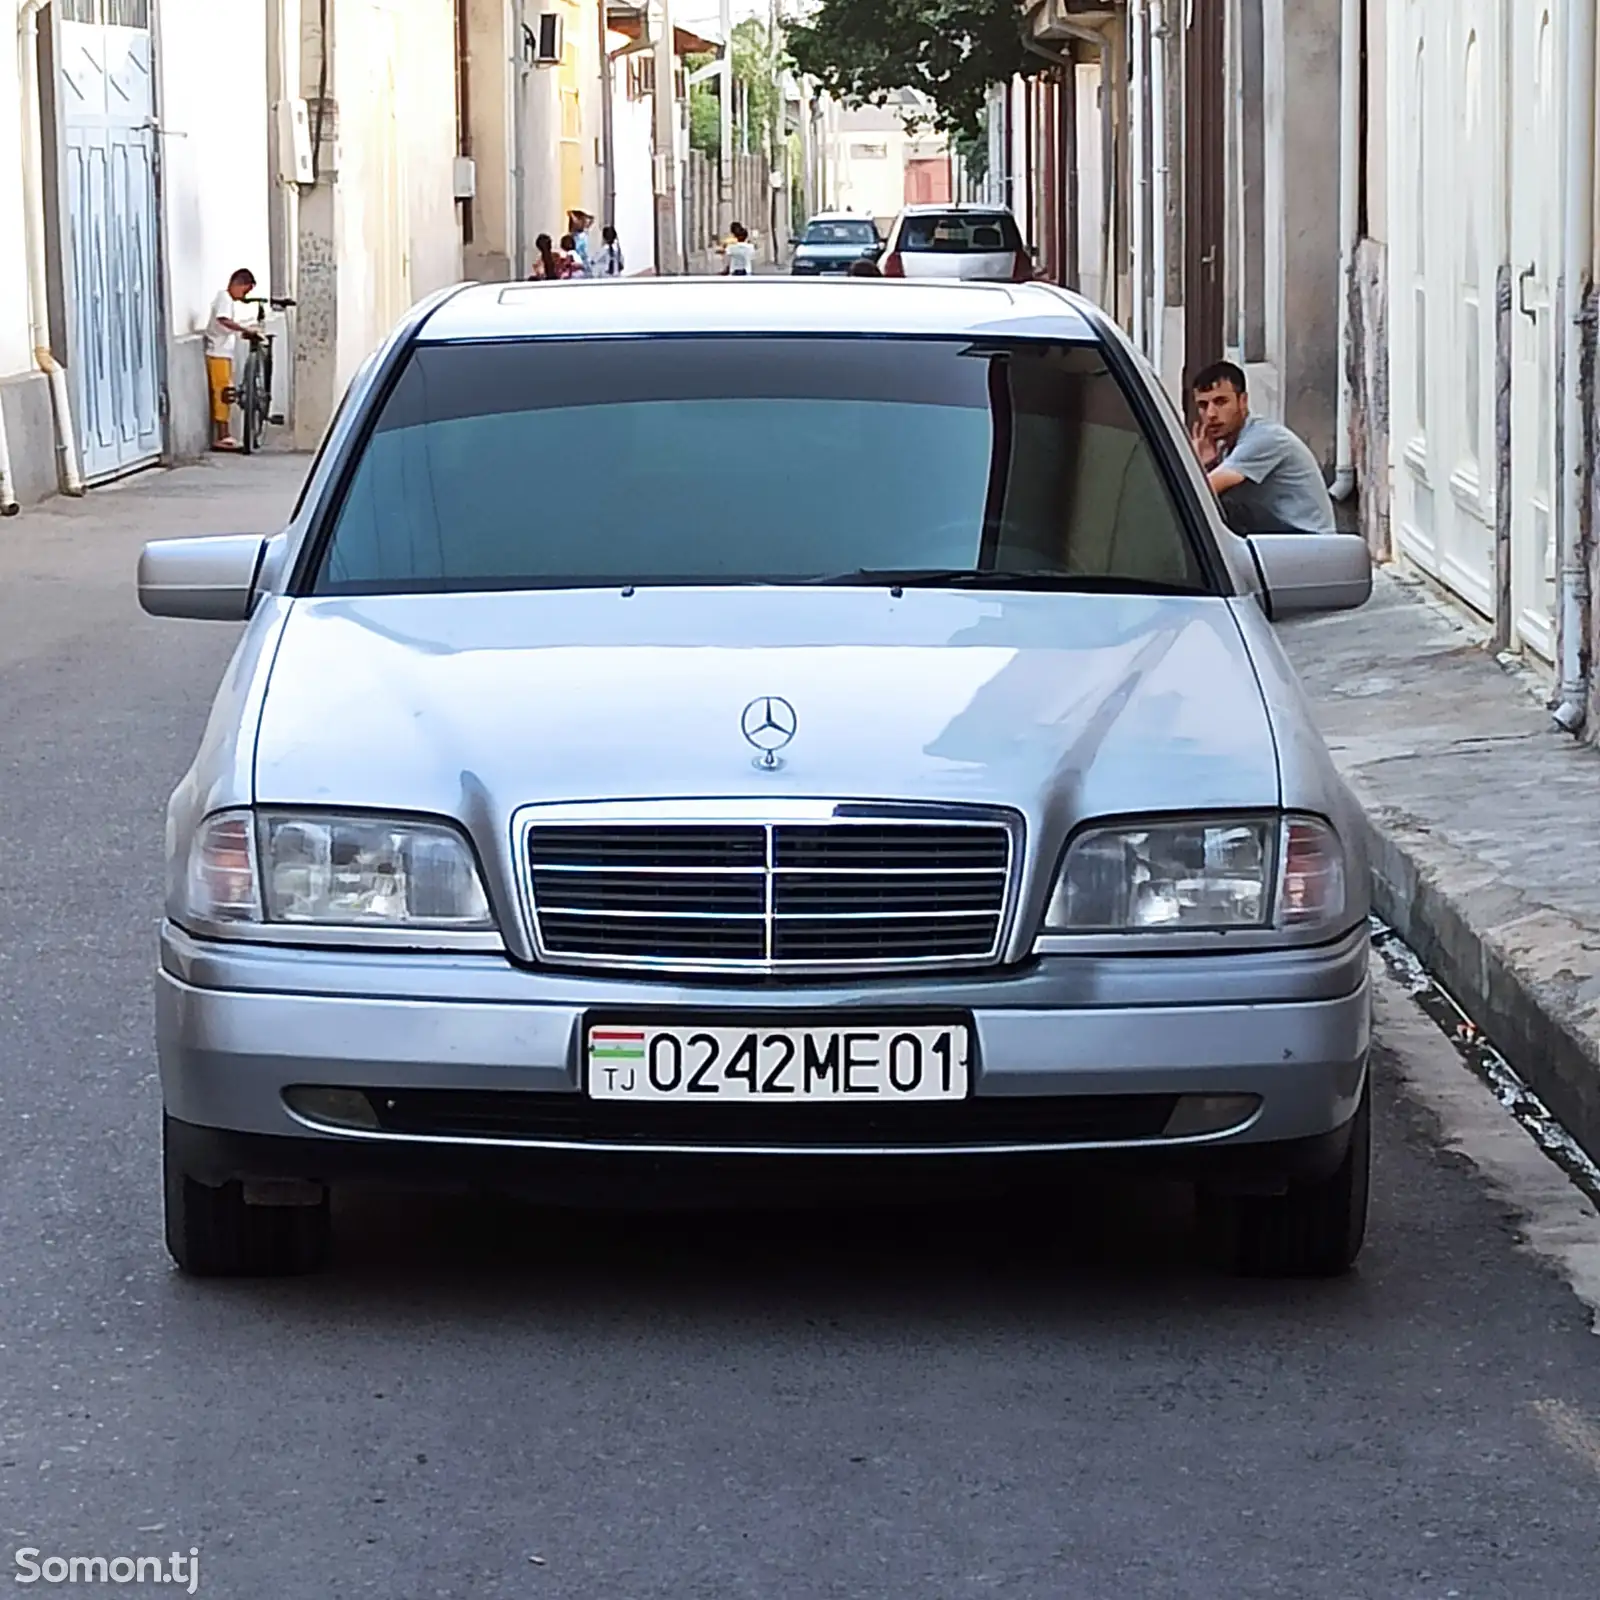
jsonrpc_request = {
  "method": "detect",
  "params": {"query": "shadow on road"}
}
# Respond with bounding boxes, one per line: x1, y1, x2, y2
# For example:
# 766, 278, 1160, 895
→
194, 1171, 1381, 1334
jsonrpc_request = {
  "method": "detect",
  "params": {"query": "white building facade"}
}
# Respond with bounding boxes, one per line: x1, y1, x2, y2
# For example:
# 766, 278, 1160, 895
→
0, 0, 475, 507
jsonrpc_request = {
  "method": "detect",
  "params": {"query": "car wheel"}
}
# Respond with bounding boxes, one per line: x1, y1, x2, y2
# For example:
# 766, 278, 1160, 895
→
1201, 1075, 1371, 1278
163, 1117, 331, 1277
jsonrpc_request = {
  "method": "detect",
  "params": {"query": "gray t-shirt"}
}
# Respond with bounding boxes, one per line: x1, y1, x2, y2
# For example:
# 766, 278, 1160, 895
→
1218, 415, 1336, 534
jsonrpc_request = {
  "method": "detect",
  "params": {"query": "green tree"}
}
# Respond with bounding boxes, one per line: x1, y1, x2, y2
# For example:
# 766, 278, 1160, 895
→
952, 125, 989, 188
731, 17, 782, 153
688, 23, 782, 160
786, 0, 1039, 137
686, 50, 721, 157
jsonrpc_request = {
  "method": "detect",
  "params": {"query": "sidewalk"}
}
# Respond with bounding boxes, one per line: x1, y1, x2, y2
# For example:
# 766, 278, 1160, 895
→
1279, 572, 1600, 1163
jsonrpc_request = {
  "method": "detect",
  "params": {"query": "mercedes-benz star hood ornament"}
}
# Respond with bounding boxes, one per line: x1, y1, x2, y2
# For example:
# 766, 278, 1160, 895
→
741, 696, 798, 771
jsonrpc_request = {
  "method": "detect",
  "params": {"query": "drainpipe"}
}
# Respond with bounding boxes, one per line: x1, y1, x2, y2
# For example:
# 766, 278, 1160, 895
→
1149, 0, 1169, 380
19, 0, 83, 497
1554, 0, 1597, 733
1129, 0, 1146, 346
1329, 0, 1361, 502
599, 0, 616, 229
512, 0, 527, 276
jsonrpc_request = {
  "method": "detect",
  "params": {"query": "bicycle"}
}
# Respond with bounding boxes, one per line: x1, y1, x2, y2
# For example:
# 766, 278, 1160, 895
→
230, 295, 295, 455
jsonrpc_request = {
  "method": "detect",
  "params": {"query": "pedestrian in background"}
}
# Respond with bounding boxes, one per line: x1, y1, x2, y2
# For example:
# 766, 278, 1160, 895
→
530, 234, 562, 281
567, 210, 595, 277
557, 234, 586, 278
204, 268, 260, 453
722, 221, 756, 277
597, 226, 625, 277
848, 259, 881, 277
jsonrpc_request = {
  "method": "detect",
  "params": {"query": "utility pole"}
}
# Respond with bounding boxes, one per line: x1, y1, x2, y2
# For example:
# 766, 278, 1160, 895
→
599, 0, 616, 229
717, 0, 734, 240
798, 78, 815, 221
769, 0, 781, 255
651, 0, 681, 274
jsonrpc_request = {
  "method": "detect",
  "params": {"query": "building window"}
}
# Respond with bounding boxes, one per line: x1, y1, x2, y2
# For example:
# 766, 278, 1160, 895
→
62, 0, 152, 21
626, 53, 654, 102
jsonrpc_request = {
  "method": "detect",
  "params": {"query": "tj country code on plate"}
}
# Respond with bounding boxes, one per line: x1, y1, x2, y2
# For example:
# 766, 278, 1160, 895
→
587, 1024, 972, 1102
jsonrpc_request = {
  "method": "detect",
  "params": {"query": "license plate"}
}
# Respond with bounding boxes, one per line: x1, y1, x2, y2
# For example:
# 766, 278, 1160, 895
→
586, 1023, 971, 1102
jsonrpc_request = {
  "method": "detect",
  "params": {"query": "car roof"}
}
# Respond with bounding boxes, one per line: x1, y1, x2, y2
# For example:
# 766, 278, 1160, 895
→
897, 204, 1015, 216
806, 212, 875, 223
419, 279, 1098, 344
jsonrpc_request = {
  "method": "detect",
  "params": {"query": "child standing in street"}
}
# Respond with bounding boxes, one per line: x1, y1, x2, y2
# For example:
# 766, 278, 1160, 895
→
722, 222, 757, 277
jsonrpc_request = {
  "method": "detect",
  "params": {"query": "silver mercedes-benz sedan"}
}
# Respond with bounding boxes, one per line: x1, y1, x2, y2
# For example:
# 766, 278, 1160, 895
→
140, 278, 1375, 1279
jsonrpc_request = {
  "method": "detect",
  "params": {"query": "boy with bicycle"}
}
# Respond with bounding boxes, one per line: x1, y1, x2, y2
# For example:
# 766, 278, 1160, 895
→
204, 268, 260, 452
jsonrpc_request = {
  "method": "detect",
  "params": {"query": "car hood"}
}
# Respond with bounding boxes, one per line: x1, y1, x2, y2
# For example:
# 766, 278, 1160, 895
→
254, 588, 1279, 825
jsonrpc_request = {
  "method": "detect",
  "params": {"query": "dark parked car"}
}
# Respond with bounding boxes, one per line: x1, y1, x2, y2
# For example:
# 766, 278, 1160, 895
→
791, 213, 882, 275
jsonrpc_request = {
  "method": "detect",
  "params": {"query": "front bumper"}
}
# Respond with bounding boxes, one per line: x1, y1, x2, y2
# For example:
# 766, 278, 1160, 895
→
157, 921, 1370, 1186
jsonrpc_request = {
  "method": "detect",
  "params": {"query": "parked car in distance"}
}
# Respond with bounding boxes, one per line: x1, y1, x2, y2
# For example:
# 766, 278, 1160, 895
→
790, 213, 883, 275
140, 277, 1376, 1282
880, 205, 1033, 282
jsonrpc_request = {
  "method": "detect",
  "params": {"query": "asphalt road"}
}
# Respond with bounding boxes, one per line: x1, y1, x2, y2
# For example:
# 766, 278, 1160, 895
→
3, 456, 1600, 1599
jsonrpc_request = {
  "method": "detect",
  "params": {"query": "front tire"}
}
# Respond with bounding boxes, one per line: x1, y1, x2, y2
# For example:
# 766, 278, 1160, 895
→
238, 358, 264, 455
1202, 1076, 1371, 1278
163, 1117, 330, 1276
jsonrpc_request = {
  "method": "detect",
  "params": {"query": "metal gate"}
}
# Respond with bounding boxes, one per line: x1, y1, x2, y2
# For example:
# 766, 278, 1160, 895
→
57, 0, 162, 482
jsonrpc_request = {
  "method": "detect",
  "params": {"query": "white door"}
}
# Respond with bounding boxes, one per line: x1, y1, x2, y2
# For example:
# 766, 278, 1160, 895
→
1392, 17, 1438, 579
1508, 1, 1560, 661
1392, 5, 1500, 620
57, 0, 162, 482
1437, 10, 1498, 616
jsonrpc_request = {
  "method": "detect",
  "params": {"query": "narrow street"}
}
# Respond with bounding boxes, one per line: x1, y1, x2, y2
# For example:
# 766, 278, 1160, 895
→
2, 457, 1599, 1599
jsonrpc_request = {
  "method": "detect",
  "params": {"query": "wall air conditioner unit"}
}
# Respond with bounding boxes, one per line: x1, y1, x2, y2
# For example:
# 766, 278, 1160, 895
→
533, 12, 563, 65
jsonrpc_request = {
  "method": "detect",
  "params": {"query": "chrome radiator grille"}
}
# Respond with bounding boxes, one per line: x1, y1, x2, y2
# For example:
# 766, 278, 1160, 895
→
524, 815, 1017, 973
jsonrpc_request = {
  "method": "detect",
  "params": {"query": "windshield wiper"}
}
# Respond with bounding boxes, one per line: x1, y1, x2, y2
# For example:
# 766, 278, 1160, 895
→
802, 569, 1202, 596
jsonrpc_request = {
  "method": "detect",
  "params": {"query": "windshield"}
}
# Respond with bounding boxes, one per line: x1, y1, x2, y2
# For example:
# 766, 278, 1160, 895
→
803, 220, 879, 245
311, 337, 1207, 596
898, 213, 1023, 254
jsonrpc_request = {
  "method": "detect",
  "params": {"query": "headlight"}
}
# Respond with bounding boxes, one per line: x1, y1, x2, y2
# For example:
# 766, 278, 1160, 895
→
1043, 815, 1345, 933
184, 811, 494, 929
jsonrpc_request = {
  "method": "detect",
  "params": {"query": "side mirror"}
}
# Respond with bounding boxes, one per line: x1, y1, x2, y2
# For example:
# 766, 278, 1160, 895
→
1247, 533, 1372, 620
138, 534, 268, 621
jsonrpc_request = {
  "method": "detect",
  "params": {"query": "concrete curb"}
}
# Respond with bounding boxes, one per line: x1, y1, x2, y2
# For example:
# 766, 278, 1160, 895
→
1279, 571, 1600, 1170
1356, 800, 1600, 1167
